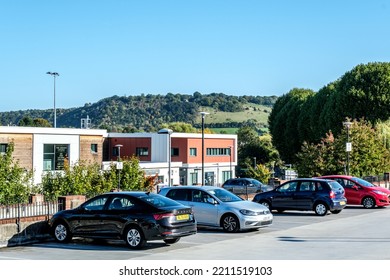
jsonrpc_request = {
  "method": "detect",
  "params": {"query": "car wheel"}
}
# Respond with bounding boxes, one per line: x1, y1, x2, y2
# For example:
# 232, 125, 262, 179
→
362, 197, 375, 209
53, 221, 72, 243
164, 237, 181, 244
260, 200, 271, 209
221, 214, 239, 233
314, 202, 328, 216
124, 226, 146, 249
330, 210, 341, 214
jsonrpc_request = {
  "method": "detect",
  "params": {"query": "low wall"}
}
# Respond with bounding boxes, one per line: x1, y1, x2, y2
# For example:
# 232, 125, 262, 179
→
0, 217, 52, 248
0, 195, 86, 248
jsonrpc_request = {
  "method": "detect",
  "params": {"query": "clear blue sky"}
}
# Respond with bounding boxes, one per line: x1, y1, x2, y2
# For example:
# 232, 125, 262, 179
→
1, 0, 389, 112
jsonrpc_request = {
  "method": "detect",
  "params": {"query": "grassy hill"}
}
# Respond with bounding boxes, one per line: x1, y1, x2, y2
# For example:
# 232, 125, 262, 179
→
0, 93, 276, 133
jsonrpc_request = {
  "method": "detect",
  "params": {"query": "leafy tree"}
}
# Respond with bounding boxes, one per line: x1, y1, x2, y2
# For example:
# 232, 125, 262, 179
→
295, 119, 390, 177
41, 155, 150, 199
268, 88, 315, 163
246, 164, 272, 184
0, 142, 33, 204
236, 126, 281, 178
161, 122, 197, 133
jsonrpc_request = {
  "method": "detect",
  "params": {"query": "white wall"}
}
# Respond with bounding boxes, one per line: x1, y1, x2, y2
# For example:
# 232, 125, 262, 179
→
33, 134, 80, 185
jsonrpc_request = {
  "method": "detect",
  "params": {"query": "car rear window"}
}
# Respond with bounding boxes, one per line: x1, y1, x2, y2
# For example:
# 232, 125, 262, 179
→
139, 193, 182, 207
329, 181, 344, 191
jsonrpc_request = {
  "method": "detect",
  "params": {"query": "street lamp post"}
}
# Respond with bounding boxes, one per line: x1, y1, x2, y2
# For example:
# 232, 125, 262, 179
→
228, 146, 233, 179
200, 112, 209, 185
343, 121, 353, 175
46, 72, 59, 128
158, 128, 173, 186
115, 144, 123, 191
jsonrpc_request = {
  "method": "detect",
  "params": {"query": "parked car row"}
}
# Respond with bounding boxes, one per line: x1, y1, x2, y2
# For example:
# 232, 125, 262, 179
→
221, 178, 274, 194
48, 175, 389, 250
316, 175, 390, 208
159, 185, 273, 233
48, 191, 197, 250
252, 178, 347, 216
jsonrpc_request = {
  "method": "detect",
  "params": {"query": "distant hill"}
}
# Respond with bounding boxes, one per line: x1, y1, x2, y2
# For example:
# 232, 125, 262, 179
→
0, 92, 278, 133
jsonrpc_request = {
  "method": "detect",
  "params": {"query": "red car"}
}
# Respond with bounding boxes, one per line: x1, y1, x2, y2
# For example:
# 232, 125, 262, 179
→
318, 175, 390, 208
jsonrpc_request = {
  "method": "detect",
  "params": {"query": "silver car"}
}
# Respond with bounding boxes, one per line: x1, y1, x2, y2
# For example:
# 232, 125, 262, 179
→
159, 186, 273, 232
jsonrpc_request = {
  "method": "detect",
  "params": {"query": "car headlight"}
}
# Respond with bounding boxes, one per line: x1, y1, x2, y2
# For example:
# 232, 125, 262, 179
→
373, 190, 387, 196
239, 209, 257, 216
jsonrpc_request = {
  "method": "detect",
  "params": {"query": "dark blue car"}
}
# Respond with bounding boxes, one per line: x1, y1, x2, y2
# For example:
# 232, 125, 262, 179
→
252, 178, 347, 216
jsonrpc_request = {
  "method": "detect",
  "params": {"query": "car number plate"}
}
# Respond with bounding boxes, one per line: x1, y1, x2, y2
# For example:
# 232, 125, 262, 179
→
176, 214, 190, 221
340, 201, 346, 205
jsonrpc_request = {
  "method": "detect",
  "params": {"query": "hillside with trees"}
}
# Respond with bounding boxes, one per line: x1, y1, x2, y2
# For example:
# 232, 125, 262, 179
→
0, 92, 277, 133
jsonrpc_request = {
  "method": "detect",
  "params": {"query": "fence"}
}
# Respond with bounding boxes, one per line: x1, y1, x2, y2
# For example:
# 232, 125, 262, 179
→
363, 173, 390, 189
0, 201, 62, 221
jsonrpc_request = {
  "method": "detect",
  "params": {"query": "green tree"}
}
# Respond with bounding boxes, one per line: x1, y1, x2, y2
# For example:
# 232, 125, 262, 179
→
295, 119, 390, 177
0, 143, 33, 204
268, 88, 315, 163
246, 164, 272, 184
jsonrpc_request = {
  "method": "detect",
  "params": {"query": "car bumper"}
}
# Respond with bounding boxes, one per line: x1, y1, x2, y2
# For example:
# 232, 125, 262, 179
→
239, 213, 273, 230
375, 195, 390, 207
146, 223, 197, 241
330, 199, 348, 211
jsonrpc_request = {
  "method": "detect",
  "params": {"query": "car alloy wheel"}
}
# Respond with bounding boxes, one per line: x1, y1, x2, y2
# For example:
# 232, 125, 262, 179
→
222, 214, 239, 233
260, 200, 270, 209
362, 197, 375, 209
125, 226, 146, 249
314, 203, 328, 216
53, 222, 72, 243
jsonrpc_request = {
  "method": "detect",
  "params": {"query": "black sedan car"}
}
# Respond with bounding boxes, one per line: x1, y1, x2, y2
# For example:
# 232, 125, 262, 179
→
252, 178, 347, 216
48, 191, 197, 249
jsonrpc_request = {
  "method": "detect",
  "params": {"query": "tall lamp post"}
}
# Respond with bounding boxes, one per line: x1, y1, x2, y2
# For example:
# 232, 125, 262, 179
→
343, 121, 352, 175
228, 145, 233, 179
158, 128, 173, 186
200, 112, 209, 185
46, 72, 59, 128
115, 144, 123, 191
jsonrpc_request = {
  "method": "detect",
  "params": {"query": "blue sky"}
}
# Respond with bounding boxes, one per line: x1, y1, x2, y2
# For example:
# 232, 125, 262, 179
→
1, 0, 389, 112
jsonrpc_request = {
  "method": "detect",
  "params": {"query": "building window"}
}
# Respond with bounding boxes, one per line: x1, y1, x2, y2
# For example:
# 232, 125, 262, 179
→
206, 148, 230, 156
91, 144, 98, 153
222, 171, 232, 182
136, 147, 149, 156
172, 148, 179, 156
189, 148, 197, 156
190, 172, 198, 185
43, 144, 69, 171
0, 143, 8, 155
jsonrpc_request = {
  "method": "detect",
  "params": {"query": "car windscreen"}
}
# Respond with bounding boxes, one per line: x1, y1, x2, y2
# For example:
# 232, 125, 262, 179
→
352, 177, 375, 187
208, 188, 243, 202
138, 193, 183, 207
248, 179, 262, 186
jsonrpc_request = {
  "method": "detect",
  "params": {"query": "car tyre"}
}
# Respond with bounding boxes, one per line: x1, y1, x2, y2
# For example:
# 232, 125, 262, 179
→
221, 214, 239, 233
124, 226, 146, 249
259, 200, 271, 209
330, 210, 342, 214
164, 237, 181, 244
53, 221, 72, 243
362, 197, 375, 209
314, 202, 328, 216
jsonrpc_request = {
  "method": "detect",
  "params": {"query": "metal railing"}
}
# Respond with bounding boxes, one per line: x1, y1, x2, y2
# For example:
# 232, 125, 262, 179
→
0, 201, 62, 221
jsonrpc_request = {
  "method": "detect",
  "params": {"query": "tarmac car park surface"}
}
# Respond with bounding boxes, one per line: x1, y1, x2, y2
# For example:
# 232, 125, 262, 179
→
1, 205, 389, 260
